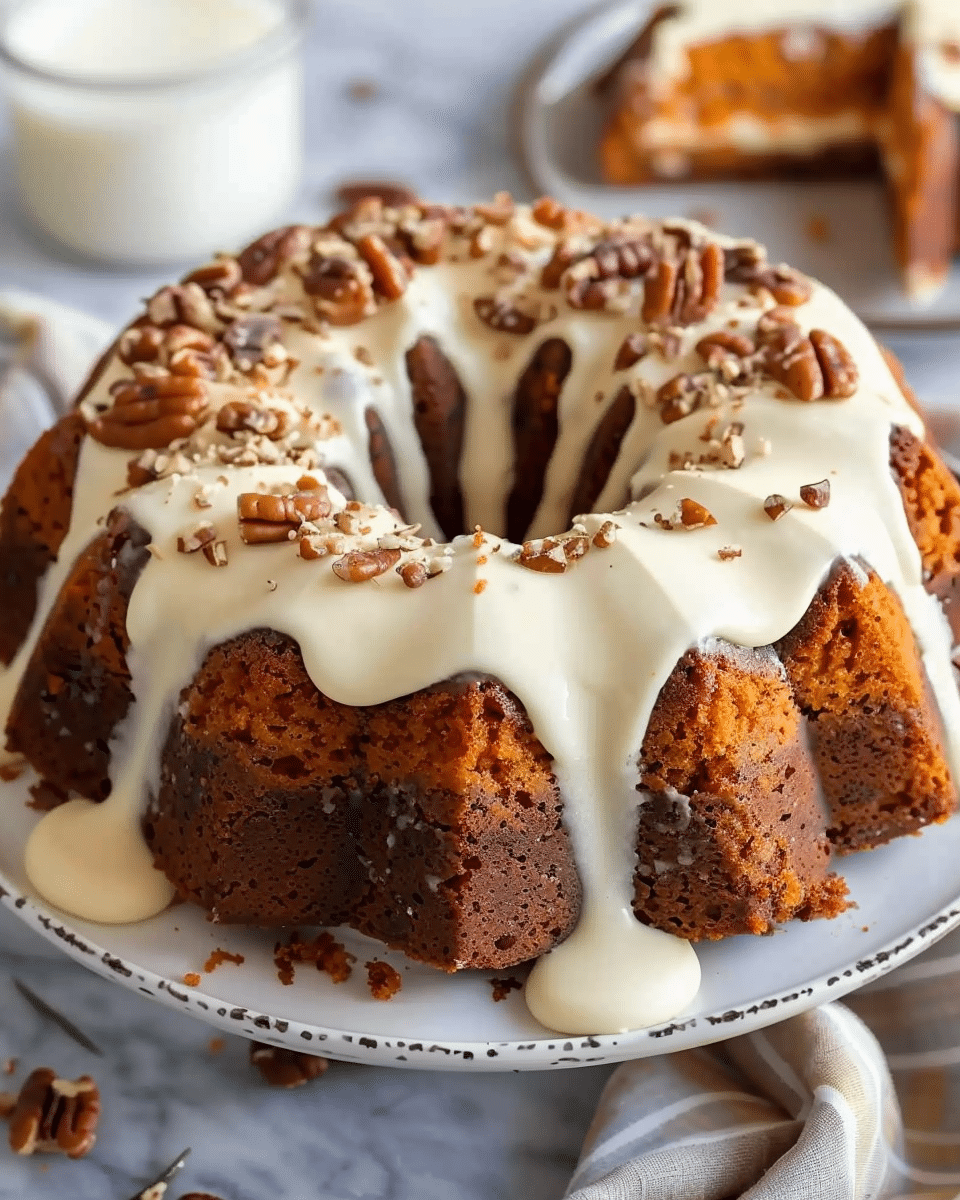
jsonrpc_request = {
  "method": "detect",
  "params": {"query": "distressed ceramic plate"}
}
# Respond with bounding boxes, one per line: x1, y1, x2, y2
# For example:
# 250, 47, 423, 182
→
518, 0, 960, 332
2, 768, 960, 1071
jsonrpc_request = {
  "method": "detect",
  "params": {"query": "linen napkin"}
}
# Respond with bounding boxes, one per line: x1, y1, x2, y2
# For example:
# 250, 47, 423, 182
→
4, 292, 960, 1200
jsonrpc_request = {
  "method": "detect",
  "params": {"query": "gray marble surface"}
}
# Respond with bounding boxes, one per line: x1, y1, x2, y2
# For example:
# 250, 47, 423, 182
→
3, 1, 960, 1197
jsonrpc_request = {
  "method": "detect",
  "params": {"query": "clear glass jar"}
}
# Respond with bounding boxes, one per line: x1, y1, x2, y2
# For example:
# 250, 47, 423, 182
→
0, 0, 308, 265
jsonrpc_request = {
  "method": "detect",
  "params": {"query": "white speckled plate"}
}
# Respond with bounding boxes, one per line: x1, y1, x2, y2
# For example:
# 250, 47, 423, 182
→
3, 769, 960, 1071
518, 0, 960, 332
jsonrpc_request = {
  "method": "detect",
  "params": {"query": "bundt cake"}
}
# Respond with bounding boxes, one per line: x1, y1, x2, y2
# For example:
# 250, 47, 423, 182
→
2, 195, 960, 1036
598, 1, 960, 300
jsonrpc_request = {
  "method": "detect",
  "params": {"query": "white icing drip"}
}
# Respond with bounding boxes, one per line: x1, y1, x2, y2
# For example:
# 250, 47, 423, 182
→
4, 206, 958, 1036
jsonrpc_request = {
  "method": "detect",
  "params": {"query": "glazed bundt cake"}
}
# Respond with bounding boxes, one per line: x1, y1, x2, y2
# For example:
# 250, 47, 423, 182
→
2, 195, 960, 1035
598, 1, 960, 300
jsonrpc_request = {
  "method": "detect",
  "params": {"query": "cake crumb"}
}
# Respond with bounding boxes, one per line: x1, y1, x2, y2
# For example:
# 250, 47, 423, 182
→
203, 948, 245, 974
183, 973, 201, 987
346, 79, 378, 102
474, 579, 487, 594
805, 213, 831, 244
717, 545, 742, 561
274, 931, 354, 986
3, 1058, 16, 1075
0, 758, 26, 782
490, 975, 522, 1002
365, 960, 403, 1001
207, 1037, 225, 1056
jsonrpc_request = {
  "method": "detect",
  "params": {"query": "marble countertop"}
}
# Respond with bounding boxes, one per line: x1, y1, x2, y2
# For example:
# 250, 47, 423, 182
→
3, 1, 960, 1197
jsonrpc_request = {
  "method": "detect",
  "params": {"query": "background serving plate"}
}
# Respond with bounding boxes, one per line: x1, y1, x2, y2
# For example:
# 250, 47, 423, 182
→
3, 768, 959, 1071
519, 0, 960, 332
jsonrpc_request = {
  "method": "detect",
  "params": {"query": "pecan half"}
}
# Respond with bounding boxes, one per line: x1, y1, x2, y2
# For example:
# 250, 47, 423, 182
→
250, 1042, 328, 1088
8, 1069, 100, 1159
238, 225, 312, 285
755, 265, 812, 307
356, 233, 409, 300
696, 330, 754, 366
531, 197, 568, 229
473, 296, 536, 335
809, 330, 859, 398
182, 256, 243, 295
302, 253, 374, 325
762, 326, 824, 402
723, 241, 766, 282
237, 489, 331, 544
216, 399, 291, 440
89, 376, 208, 450
331, 547, 401, 582
118, 324, 165, 366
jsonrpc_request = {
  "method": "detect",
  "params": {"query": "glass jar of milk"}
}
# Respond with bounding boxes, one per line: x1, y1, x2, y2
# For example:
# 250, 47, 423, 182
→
0, 0, 306, 265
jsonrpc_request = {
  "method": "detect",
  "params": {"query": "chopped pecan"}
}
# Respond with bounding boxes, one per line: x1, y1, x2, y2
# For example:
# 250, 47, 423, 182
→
222, 314, 283, 371
679, 498, 716, 529
762, 326, 824, 402
177, 523, 217, 554
237, 489, 331, 544
592, 520, 619, 548
718, 545, 742, 560
516, 534, 587, 573
8, 1069, 100, 1159
398, 560, 428, 588
331, 547, 401, 582
216, 399, 291, 440
475, 191, 516, 224
473, 296, 536, 335
203, 540, 228, 567
250, 1042, 328, 1088
238, 225, 312, 285
809, 330, 859, 398
302, 253, 374, 325
763, 494, 793, 521
614, 333, 649, 370
674, 242, 724, 324
540, 241, 585, 290
800, 479, 831, 508
656, 373, 714, 424
355, 233, 409, 300
90, 376, 208, 450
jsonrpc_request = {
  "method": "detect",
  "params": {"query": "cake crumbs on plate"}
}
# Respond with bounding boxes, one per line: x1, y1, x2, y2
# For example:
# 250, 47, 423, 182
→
365, 960, 403, 1000
274, 930, 354, 986
490, 975, 523, 1002
203, 948, 245, 973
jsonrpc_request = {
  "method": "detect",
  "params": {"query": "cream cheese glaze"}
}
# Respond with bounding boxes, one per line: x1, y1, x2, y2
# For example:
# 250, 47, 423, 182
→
3, 200, 959, 1036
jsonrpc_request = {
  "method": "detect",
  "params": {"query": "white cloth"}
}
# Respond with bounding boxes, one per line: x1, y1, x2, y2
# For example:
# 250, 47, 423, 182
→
5, 291, 960, 1200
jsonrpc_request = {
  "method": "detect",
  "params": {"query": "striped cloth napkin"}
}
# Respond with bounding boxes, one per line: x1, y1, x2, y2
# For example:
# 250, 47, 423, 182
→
4, 291, 960, 1200
569, 927, 960, 1198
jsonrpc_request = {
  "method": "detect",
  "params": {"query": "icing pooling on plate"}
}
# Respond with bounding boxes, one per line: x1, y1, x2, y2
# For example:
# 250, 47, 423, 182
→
3, 202, 959, 1036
